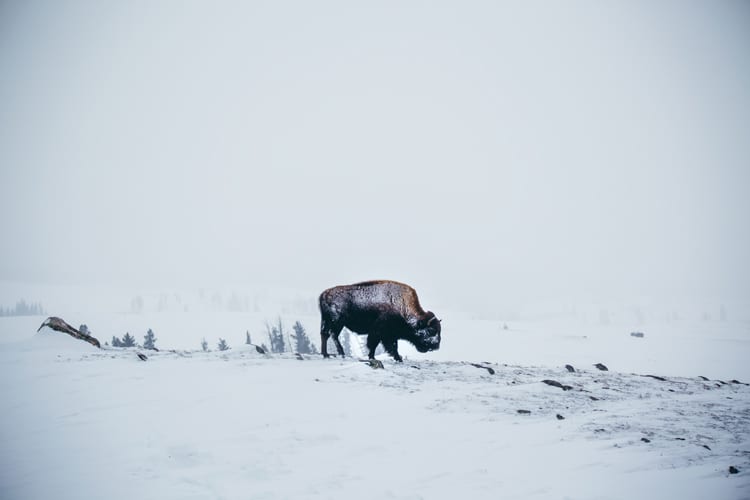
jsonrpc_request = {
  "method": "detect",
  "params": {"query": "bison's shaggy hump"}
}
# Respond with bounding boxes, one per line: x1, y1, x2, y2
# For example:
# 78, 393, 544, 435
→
320, 280, 427, 322
318, 280, 441, 362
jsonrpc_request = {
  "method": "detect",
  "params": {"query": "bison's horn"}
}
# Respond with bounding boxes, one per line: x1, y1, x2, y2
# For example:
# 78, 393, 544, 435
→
428, 316, 439, 326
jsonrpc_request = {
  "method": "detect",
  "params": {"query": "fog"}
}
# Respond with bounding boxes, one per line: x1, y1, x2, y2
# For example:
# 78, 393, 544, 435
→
1, 1, 748, 314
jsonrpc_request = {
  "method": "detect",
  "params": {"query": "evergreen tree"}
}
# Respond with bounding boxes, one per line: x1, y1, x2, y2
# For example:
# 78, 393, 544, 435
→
217, 338, 230, 351
143, 329, 157, 350
201, 338, 209, 352
245, 331, 252, 345
266, 319, 286, 353
291, 321, 317, 354
16, 299, 28, 315
121, 332, 136, 347
79, 324, 90, 336
112, 336, 123, 347
131, 295, 144, 313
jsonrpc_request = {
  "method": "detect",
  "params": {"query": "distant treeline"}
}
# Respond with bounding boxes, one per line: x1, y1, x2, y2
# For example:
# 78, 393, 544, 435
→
0, 299, 46, 317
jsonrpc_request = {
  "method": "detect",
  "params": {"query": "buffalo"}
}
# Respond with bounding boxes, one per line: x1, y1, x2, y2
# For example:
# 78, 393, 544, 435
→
318, 280, 441, 362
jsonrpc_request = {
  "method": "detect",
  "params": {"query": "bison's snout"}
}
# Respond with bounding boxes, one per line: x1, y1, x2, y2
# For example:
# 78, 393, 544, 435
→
415, 329, 441, 352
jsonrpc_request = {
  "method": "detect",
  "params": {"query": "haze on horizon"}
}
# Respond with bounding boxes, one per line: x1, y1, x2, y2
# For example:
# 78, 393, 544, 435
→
1, 1, 748, 313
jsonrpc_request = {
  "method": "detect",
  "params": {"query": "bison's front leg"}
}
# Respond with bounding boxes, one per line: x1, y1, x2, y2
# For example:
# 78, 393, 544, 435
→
381, 337, 403, 362
366, 333, 380, 360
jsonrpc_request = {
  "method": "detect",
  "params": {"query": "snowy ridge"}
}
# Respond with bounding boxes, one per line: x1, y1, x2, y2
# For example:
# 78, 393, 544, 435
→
2, 333, 748, 500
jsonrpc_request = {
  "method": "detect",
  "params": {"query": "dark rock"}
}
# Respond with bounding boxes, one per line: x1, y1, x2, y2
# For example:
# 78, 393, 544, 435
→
675, 437, 685, 441
594, 363, 609, 371
565, 364, 575, 373
641, 438, 650, 443
589, 396, 600, 401
556, 414, 565, 420
470, 363, 495, 375
630, 332, 645, 338
517, 409, 531, 415
295, 353, 304, 360
542, 379, 573, 391
360, 359, 384, 369
642, 374, 667, 382
702, 445, 711, 450
698, 376, 709, 381
729, 466, 739, 474
137, 353, 148, 361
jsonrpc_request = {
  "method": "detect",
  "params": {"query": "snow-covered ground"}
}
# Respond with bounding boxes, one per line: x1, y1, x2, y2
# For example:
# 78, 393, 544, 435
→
1, 287, 749, 499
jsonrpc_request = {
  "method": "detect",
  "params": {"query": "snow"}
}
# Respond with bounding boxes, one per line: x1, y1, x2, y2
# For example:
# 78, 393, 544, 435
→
1, 300, 749, 499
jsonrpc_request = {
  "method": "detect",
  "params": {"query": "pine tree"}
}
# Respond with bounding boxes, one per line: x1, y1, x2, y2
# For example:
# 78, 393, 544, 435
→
112, 336, 122, 347
266, 319, 286, 353
245, 331, 252, 345
121, 332, 136, 347
291, 321, 317, 354
16, 299, 28, 315
143, 329, 157, 350
217, 338, 230, 351
201, 338, 209, 352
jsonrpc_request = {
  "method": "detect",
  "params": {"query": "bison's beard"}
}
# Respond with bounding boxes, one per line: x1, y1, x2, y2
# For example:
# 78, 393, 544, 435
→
411, 327, 441, 353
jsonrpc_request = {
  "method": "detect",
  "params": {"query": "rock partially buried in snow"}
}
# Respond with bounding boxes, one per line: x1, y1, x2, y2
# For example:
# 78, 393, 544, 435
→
469, 363, 495, 375
630, 332, 645, 338
542, 379, 573, 391
565, 364, 576, 373
594, 363, 609, 371
729, 466, 739, 474
360, 359, 384, 370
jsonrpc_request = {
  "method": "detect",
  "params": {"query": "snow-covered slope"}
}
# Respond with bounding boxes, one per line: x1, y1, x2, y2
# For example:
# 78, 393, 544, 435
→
1, 316, 749, 500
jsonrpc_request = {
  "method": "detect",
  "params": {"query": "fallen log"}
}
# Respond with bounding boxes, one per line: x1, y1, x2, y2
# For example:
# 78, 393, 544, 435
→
37, 317, 101, 349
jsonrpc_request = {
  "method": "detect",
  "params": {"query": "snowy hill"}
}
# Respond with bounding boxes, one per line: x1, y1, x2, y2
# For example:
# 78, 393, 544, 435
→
1, 314, 749, 500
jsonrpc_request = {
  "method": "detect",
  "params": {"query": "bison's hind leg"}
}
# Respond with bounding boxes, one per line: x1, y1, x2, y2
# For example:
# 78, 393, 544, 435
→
331, 328, 346, 357
320, 320, 343, 359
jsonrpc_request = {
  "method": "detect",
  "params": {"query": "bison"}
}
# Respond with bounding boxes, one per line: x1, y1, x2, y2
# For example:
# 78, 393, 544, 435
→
318, 280, 441, 362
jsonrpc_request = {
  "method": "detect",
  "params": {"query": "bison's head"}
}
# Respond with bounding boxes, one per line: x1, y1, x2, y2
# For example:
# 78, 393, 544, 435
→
413, 311, 441, 352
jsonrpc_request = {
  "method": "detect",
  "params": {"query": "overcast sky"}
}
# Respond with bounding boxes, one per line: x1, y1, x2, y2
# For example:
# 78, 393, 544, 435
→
1, 1, 748, 310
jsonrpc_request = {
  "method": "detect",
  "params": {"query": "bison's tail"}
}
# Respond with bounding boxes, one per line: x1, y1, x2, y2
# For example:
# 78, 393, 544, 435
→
318, 289, 328, 312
